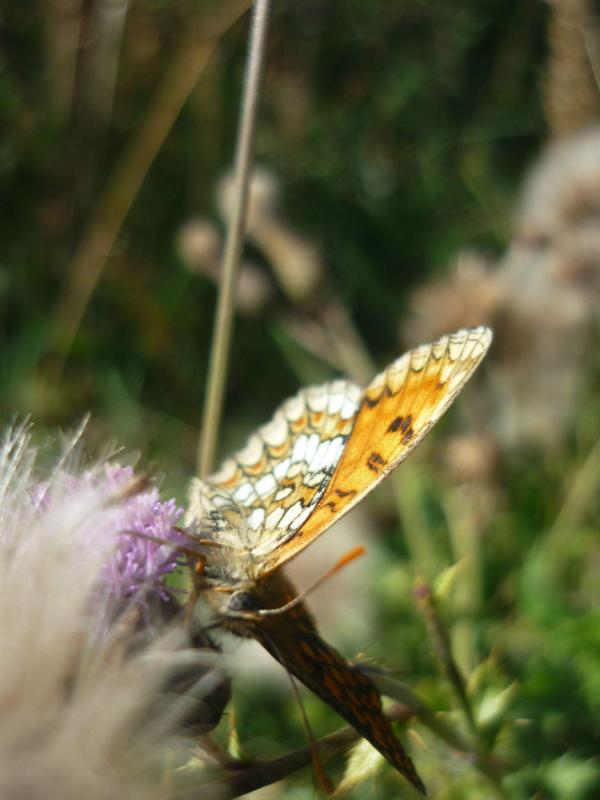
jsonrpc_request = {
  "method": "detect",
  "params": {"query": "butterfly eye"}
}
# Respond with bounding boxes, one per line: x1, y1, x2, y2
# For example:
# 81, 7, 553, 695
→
228, 591, 259, 612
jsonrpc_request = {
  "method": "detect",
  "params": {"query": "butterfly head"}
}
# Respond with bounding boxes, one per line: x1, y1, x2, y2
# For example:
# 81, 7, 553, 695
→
196, 568, 304, 639
227, 589, 261, 613
194, 578, 264, 638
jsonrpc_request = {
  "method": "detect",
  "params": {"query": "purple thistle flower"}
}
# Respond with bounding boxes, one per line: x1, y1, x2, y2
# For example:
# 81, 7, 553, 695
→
32, 463, 184, 614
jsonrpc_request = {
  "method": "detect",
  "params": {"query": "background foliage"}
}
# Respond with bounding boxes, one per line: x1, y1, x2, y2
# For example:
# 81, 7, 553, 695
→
2, 1, 600, 797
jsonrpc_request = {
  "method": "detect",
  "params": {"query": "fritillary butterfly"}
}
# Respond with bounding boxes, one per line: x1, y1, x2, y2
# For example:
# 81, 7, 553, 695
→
185, 326, 492, 793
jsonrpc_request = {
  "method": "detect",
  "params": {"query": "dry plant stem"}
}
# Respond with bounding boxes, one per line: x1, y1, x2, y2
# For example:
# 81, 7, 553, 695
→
544, 0, 600, 138
83, 0, 130, 125
187, 726, 360, 800
414, 577, 477, 737
198, 0, 273, 477
190, 671, 507, 799
52, 0, 251, 374
191, 696, 435, 799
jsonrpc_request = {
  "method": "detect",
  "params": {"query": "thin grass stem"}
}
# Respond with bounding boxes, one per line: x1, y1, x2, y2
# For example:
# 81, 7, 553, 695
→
414, 577, 477, 736
197, 0, 273, 477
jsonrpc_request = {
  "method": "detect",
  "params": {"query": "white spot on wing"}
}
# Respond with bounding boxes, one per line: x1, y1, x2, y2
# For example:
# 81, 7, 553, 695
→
248, 507, 265, 531
387, 354, 410, 393
305, 433, 320, 463
291, 434, 308, 464
290, 504, 314, 531
410, 344, 430, 371
325, 435, 345, 468
304, 471, 326, 488
237, 435, 264, 466
327, 392, 343, 414
283, 394, 305, 421
266, 507, 285, 528
274, 486, 293, 501
277, 500, 303, 530
340, 395, 357, 419
209, 458, 237, 484
233, 482, 254, 503
306, 386, 327, 412
274, 458, 291, 480
310, 440, 330, 472
260, 413, 288, 446
447, 334, 465, 361
255, 473, 276, 498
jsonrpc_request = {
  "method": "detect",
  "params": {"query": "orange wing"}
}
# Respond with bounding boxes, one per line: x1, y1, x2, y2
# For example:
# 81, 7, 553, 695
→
259, 326, 492, 574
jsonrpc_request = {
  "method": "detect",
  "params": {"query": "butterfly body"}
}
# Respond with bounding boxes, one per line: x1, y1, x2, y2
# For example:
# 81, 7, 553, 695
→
195, 566, 428, 793
186, 327, 493, 793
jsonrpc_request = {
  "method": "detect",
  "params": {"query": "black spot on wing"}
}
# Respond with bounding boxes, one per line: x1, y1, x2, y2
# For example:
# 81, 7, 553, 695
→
387, 414, 415, 444
366, 452, 386, 473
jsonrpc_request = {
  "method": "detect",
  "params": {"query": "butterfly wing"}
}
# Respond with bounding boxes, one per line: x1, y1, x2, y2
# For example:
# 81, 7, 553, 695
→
187, 379, 362, 557
253, 572, 426, 793
188, 326, 491, 572
259, 326, 492, 574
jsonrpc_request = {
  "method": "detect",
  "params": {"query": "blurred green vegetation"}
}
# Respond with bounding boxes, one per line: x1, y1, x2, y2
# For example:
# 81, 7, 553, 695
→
1, 1, 544, 480
2, 1, 600, 798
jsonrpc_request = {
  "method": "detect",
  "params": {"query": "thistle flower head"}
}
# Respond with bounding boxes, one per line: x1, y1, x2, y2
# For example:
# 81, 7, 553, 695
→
0, 424, 226, 800
32, 462, 184, 616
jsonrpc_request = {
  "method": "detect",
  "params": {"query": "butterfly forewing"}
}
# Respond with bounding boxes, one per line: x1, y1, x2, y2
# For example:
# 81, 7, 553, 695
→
188, 326, 491, 568
259, 326, 492, 573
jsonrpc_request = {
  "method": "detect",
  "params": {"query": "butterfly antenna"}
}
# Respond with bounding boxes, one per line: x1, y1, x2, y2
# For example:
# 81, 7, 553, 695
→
262, 631, 335, 795
256, 545, 365, 618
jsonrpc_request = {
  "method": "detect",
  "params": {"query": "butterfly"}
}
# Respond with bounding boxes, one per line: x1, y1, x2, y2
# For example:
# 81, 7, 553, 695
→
185, 326, 492, 793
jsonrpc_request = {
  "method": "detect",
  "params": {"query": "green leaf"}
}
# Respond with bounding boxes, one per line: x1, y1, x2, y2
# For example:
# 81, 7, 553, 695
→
543, 754, 600, 800
334, 737, 385, 795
